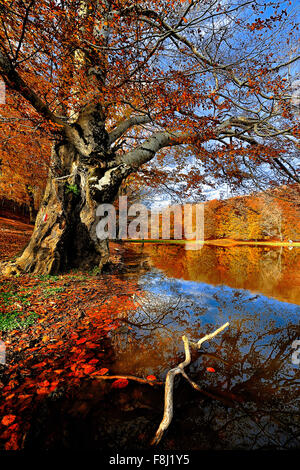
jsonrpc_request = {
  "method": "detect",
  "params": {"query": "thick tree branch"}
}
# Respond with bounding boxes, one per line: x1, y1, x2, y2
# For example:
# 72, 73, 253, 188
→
120, 130, 195, 169
108, 114, 152, 145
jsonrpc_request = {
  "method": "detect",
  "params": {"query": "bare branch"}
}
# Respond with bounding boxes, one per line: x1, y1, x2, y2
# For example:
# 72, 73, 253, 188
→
151, 322, 229, 446
120, 130, 195, 169
108, 114, 152, 145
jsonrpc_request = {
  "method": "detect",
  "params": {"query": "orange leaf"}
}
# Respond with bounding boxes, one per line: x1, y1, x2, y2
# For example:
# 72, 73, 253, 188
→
146, 375, 157, 381
85, 342, 99, 348
82, 364, 95, 375
37, 387, 48, 394
206, 367, 216, 373
97, 368, 109, 375
76, 338, 87, 345
2, 415, 16, 426
32, 361, 47, 369
4, 432, 19, 450
111, 378, 129, 389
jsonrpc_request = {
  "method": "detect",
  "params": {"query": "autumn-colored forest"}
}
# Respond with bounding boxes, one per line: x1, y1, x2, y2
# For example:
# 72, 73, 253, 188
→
204, 184, 300, 241
146, 184, 300, 242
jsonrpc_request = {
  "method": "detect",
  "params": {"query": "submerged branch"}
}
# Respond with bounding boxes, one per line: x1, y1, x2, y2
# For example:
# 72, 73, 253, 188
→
151, 322, 229, 446
93, 374, 164, 386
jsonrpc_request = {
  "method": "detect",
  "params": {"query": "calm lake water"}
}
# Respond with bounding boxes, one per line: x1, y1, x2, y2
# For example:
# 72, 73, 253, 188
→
108, 243, 300, 450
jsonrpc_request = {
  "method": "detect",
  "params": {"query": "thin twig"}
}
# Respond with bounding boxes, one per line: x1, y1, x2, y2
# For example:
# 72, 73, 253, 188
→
93, 374, 163, 386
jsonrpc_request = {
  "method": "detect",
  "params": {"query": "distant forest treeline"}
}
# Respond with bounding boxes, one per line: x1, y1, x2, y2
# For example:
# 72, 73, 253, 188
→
155, 184, 300, 241
203, 185, 300, 241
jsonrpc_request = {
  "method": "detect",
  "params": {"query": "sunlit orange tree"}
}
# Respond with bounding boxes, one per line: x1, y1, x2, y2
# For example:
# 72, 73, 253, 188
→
0, 0, 299, 274
0, 90, 50, 221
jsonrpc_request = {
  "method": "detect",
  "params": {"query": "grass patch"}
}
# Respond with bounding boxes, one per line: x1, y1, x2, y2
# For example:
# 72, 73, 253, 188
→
41, 286, 65, 298
0, 281, 37, 331
90, 266, 102, 276
0, 311, 37, 331
35, 274, 60, 282
0, 289, 32, 307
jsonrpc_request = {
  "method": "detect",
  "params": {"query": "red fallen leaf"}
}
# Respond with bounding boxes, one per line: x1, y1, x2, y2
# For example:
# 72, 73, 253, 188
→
88, 359, 99, 365
96, 368, 109, 375
49, 381, 59, 392
82, 364, 95, 375
76, 338, 87, 345
85, 342, 99, 349
4, 432, 19, 450
206, 367, 216, 373
112, 379, 129, 389
5, 393, 15, 400
2, 415, 16, 426
40, 380, 50, 387
37, 387, 48, 395
73, 370, 85, 378
18, 394, 32, 400
32, 361, 47, 369
146, 375, 157, 381
7, 380, 18, 389
8, 423, 19, 432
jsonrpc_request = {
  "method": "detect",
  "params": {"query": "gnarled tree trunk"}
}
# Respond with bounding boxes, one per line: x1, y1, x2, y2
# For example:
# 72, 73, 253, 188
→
2, 105, 131, 275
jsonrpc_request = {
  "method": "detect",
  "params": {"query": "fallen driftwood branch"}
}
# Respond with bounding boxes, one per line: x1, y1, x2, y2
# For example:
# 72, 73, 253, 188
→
151, 322, 229, 446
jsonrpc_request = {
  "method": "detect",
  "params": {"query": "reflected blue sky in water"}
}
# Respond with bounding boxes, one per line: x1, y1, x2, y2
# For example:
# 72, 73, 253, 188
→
139, 270, 300, 329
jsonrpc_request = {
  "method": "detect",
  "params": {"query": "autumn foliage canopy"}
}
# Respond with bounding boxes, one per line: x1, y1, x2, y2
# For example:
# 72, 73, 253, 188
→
0, 0, 299, 200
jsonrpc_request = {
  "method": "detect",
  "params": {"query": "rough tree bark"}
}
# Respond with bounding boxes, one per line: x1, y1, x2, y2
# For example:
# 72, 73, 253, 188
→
2, 104, 132, 275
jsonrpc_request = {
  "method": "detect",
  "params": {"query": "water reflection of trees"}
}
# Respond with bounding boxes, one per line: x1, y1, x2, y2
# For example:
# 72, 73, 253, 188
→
134, 243, 300, 305
110, 287, 300, 449
109, 292, 198, 377
188, 321, 300, 450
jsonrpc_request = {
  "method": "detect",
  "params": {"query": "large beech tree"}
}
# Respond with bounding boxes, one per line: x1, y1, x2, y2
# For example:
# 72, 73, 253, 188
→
0, 0, 299, 274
